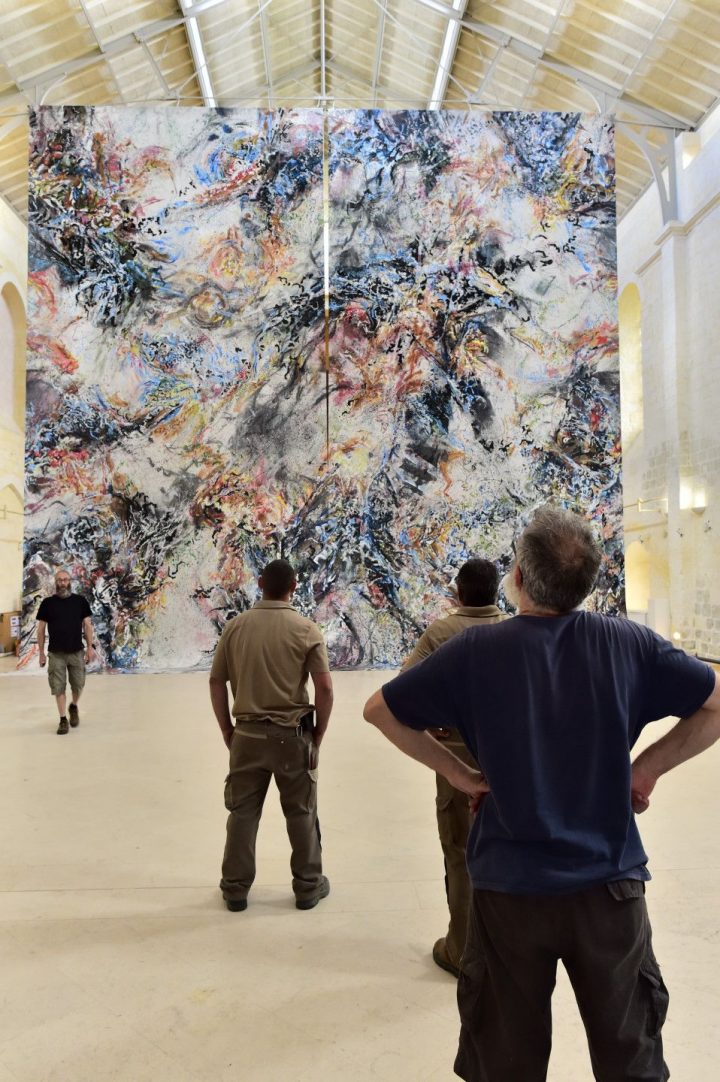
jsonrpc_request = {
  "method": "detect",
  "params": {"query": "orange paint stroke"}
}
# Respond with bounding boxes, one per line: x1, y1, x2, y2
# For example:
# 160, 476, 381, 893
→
27, 333, 79, 374
28, 269, 58, 318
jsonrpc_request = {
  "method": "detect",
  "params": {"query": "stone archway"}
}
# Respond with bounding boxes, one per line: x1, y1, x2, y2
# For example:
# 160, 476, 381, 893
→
0, 280, 26, 432
0, 480, 23, 612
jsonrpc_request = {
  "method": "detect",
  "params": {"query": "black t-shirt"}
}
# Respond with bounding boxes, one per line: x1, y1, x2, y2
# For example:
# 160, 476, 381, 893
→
382, 612, 715, 894
37, 594, 92, 653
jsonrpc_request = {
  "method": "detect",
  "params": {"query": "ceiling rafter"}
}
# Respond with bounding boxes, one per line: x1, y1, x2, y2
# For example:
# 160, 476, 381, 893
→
368, 0, 473, 105
258, 0, 274, 108
0, 16, 186, 107
181, 25, 214, 105
2, 0, 720, 220
616, 0, 681, 99
410, 0, 690, 128
429, 0, 469, 110
518, 0, 569, 109
328, 58, 420, 105
320, 0, 327, 101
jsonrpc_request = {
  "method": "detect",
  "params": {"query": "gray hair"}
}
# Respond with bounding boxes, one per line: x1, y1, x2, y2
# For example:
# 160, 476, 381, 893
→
516, 505, 601, 612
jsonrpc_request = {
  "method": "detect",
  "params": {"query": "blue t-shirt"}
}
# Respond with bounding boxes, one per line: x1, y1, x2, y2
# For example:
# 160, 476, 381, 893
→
382, 612, 714, 895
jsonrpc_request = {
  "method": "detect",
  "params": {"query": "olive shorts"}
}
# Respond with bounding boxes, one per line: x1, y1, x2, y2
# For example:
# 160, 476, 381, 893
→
48, 651, 86, 696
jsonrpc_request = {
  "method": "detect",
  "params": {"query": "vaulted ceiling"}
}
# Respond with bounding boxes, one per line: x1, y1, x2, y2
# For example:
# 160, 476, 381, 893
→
1, 0, 719, 221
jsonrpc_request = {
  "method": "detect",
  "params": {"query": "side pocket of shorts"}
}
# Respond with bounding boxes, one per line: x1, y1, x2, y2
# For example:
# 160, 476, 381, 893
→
639, 949, 669, 1039
456, 940, 487, 1036
223, 774, 233, 811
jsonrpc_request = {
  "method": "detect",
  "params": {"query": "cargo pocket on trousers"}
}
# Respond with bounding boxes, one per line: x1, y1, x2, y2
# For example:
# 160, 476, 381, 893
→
437, 793, 469, 850
639, 951, 669, 1039
305, 738, 319, 782
436, 794, 454, 845
223, 774, 234, 812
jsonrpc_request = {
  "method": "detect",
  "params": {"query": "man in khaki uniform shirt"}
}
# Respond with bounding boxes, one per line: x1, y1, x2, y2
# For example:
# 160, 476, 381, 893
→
209, 559, 334, 911
403, 558, 508, 976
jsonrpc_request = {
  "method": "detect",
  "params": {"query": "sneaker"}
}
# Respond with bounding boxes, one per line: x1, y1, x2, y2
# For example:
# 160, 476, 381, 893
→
225, 898, 248, 912
57, 718, 69, 735
69, 704, 80, 728
296, 876, 330, 910
432, 938, 461, 979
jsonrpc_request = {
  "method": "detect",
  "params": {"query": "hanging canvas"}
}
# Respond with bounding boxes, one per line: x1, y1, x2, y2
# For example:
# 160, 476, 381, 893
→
23, 106, 327, 669
319, 110, 622, 665
24, 106, 622, 671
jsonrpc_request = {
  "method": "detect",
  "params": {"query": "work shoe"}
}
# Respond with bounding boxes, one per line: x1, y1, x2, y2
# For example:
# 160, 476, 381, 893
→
57, 718, 69, 735
296, 876, 330, 910
225, 898, 248, 912
432, 937, 461, 979
68, 703, 80, 727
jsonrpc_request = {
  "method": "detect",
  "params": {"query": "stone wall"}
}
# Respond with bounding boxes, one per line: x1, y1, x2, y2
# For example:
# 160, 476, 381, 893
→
619, 110, 720, 659
0, 199, 27, 615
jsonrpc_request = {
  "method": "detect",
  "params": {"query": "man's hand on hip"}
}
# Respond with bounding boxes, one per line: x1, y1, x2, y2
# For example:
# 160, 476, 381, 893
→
451, 764, 490, 815
630, 761, 657, 814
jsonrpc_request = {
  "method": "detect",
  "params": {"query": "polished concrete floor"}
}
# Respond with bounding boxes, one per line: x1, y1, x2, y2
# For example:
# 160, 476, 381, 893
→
0, 662, 718, 1081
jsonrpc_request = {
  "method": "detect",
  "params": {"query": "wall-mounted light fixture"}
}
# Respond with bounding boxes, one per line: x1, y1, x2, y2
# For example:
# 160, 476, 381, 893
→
679, 481, 707, 514
630, 497, 668, 514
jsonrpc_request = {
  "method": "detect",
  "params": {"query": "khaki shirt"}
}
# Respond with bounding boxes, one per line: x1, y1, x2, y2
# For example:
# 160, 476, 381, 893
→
210, 601, 330, 726
402, 605, 509, 746
402, 605, 509, 671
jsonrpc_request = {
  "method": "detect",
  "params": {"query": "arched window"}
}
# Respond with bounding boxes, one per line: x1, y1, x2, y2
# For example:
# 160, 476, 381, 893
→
0, 282, 26, 432
0, 482, 23, 613
624, 539, 650, 615
618, 283, 643, 448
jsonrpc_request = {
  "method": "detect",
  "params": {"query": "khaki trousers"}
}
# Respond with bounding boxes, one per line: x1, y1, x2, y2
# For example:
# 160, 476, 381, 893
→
220, 721, 323, 903
436, 738, 478, 968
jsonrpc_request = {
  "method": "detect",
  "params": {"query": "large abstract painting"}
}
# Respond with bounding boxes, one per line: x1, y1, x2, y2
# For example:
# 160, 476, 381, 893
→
319, 110, 622, 665
24, 106, 622, 671
24, 106, 328, 669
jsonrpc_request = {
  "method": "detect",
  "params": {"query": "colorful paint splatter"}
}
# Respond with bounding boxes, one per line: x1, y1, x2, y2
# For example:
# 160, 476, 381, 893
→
24, 106, 329, 669
24, 106, 622, 670
316, 110, 622, 664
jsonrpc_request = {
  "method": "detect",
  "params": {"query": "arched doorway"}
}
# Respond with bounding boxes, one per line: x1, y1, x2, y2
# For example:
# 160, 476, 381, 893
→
618, 282, 642, 449
0, 279, 26, 618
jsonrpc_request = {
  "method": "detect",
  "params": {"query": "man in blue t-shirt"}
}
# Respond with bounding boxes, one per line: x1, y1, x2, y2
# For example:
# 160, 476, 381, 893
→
364, 506, 719, 1082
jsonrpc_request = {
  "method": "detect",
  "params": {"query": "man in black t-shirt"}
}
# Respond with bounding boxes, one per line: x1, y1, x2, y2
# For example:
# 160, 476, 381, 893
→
364, 506, 720, 1082
37, 570, 95, 735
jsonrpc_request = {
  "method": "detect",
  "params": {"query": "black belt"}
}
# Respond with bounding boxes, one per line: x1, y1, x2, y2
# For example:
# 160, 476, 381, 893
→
236, 713, 314, 737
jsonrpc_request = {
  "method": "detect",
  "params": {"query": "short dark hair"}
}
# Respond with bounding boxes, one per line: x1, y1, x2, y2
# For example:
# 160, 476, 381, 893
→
516, 505, 601, 612
259, 558, 297, 599
456, 558, 499, 607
